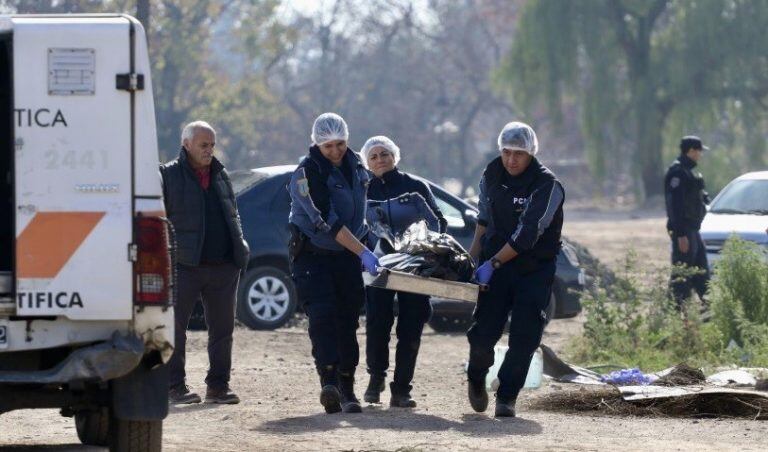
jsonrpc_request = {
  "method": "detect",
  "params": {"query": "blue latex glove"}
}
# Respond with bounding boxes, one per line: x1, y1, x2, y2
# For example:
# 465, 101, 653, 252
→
474, 260, 495, 285
360, 249, 380, 276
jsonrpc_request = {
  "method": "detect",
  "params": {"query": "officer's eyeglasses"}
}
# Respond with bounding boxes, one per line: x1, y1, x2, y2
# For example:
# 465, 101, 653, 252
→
368, 151, 393, 161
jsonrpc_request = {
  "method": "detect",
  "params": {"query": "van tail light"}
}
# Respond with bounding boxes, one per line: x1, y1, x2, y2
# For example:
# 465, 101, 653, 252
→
134, 216, 174, 305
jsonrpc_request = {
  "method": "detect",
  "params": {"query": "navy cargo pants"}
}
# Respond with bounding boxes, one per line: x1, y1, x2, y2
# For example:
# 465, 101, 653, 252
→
670, 230, 710, 309
365, 287, 432, 393
292, 250, 365, 385
466, 259, 555, 403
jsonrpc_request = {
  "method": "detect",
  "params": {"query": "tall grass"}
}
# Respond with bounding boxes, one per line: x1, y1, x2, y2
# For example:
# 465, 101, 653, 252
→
568, 236, 768, 370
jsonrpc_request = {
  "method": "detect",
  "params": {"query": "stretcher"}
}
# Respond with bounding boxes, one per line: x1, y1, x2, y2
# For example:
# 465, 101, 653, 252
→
363, 268, 480, 303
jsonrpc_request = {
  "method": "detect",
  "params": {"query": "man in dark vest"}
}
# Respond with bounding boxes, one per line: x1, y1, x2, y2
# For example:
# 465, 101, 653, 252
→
161, 121, 249, 404
664, 135, 710, 310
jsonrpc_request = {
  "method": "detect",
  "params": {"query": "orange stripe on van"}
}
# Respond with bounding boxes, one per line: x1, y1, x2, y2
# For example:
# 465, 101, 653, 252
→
17, 212, 106, 279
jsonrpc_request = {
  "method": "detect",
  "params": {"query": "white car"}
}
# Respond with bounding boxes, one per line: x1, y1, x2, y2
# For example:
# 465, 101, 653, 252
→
700, 171, 768, 269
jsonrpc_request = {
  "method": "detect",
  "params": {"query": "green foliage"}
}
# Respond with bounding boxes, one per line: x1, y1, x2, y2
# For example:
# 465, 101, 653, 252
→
499, 0, 768, 199
569, 251, 709, 370
569, 238, 768, 371
708, 236, 768, 363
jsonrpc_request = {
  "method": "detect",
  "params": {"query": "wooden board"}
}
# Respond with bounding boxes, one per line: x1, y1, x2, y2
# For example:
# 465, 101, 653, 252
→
363, 268, 479, 303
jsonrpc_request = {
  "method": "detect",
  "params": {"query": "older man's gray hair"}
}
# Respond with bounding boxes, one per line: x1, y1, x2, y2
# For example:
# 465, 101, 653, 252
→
181, 120, 216, 144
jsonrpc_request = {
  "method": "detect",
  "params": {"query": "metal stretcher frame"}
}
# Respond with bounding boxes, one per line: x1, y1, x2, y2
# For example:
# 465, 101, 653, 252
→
363, 268, 479, 303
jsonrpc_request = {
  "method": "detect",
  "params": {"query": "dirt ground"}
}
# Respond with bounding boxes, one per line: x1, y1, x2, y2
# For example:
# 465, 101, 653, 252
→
2, 211, 766, 451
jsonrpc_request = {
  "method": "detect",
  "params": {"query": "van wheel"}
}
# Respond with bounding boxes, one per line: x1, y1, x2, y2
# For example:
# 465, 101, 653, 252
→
237, 266, 297, 330
109, 415, 162, 452
75, 408, 109, 446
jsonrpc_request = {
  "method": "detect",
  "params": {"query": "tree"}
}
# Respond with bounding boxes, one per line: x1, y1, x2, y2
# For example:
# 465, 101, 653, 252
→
500, 0, 768, 199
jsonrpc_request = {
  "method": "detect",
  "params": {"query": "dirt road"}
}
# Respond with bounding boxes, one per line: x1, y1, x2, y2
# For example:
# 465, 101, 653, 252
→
2, 321, 766, 451
2, 212, 766, 451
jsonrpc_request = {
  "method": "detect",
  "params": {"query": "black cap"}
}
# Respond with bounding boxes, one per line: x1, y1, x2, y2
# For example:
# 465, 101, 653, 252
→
680, 135, 709, 153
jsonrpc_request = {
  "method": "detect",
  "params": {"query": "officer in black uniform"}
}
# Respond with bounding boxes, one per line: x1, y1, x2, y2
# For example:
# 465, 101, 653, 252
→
288, 113, 380, 414
359, 136, 447, 408
466, 122, 564, 417
664, 135, 710, 310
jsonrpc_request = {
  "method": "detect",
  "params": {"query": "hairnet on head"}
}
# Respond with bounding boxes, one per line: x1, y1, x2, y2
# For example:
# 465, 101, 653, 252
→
360, 135, 401, 168
311, 112, 349, 145
497, 121, 538, 155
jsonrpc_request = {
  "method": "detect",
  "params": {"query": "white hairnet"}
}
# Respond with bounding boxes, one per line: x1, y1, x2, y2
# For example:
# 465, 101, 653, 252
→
360, 135, 401, 168
311, 112, 349, 145
497, 121, 538, 155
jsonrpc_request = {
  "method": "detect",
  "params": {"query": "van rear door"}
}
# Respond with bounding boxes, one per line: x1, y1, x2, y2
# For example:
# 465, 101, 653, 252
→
13, 17, 133, 320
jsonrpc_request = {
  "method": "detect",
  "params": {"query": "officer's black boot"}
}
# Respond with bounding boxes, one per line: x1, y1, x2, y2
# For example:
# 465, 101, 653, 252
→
338, 371, 362, 413
389, 382, 417, 408
317, 365, 341, 414
494, 397, 516, 417
467, 378, 489, 413
364, 374, 386, 403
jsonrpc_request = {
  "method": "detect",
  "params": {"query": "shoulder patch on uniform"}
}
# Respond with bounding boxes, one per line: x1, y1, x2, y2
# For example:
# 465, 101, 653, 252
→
297, 178, 310, 197
670, 177, 680, 188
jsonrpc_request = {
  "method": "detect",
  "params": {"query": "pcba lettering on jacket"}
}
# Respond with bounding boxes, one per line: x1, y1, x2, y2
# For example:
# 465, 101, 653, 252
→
17, 292, 84, 309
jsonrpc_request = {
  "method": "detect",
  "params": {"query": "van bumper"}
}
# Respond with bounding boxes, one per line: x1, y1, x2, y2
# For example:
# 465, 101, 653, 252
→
0, 331, 143, 384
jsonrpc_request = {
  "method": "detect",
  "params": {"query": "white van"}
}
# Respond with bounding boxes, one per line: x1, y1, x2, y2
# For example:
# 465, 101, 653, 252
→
0, 14, 174, 451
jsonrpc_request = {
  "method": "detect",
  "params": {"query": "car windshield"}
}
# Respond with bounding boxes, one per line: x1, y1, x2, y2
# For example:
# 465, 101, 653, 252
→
710, 179, 768, 215
229, 170, 273, 195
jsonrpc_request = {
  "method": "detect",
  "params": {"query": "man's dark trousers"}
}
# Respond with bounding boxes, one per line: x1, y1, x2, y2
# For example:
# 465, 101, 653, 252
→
670, 230, 710, 307
169, 262, 240, 390
467, 260, 555, 403
292, 250, 365, 384
366, 287, 432, 392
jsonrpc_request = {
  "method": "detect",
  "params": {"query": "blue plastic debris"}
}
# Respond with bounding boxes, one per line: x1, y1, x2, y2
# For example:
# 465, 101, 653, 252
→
601, 368, 658, 386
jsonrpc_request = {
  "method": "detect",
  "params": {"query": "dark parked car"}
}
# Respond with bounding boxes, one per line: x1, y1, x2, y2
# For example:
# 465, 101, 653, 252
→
190, 165, 585, 332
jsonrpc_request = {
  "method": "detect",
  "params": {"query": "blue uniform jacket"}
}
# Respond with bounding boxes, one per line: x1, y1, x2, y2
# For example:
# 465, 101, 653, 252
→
664, 154, 709, 238
288, 146, 370, 251
366, 168, 447, 235
477, 157, 564, 262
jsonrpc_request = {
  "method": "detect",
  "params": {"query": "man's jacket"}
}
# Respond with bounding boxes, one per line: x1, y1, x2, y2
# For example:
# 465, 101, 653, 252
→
478, 156, 564, 270
160, 148, 250, 269
664, 154, 709, 237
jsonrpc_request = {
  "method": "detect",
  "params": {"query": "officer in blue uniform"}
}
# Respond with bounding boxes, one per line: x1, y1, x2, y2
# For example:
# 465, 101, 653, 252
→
288, 113, 380, 414
465, 122, 564, 417
664, 135, 710, 310
359, 136, 447, 408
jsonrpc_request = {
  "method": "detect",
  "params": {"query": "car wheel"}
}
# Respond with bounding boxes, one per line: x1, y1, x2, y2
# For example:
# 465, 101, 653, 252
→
545, 290, 557, 323
109, 414, 162, 452
75, 407, 109, 446
237, 266, 297, 330
428, 313, 472, 333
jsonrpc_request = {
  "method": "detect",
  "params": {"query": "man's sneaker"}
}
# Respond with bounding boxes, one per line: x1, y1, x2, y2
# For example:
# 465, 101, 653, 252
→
205, 386, 241, 404
364, 375, 386, 403
338, 373, 362, 413
467, 379, 488, 413
169, 384, 201, 404
320, 385, 342, 414
494, 399, 516, 417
